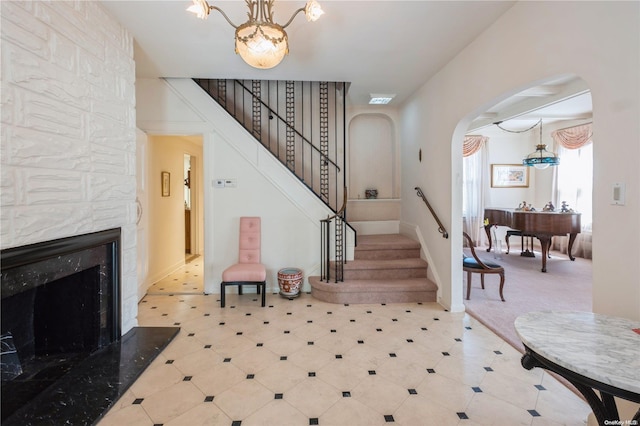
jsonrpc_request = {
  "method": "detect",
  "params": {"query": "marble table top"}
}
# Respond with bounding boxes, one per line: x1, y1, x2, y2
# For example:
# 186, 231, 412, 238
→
515, 311, 640, 395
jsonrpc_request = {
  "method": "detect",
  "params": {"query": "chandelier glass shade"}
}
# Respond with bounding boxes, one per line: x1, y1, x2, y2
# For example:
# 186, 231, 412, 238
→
523, 144, 560, 169
188, 0, 324, 69
517, 120, 560, 170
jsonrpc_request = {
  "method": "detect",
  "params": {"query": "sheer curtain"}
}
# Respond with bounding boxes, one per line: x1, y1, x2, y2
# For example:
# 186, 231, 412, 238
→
462, 136, 488, 245
551, 124, 593, 258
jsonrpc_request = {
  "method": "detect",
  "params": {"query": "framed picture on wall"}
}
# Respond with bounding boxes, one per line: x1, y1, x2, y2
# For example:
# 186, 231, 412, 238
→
491, 164, 529, 188
161, 171, 170, 196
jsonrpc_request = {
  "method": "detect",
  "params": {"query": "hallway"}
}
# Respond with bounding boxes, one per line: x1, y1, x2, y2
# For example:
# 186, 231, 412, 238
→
146, 257, 204, 295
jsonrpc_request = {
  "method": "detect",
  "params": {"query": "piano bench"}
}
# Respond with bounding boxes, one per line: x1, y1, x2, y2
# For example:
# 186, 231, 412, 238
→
505, 230, 551, 258
505, 230, 535, 257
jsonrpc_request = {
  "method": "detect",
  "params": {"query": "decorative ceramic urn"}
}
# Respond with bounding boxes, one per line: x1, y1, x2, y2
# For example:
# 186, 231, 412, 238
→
278, 268, 303, 298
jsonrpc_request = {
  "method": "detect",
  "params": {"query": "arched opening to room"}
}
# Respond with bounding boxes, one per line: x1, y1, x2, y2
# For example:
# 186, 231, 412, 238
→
455, 75, 593, 349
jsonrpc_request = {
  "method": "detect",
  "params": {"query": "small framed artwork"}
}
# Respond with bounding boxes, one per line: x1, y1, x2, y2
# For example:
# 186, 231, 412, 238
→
161, 171, 170, 197
491, 164, 529, 188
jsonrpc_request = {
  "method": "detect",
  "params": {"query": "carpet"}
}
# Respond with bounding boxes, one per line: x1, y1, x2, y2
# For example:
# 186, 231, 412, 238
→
463, 243, 592, 353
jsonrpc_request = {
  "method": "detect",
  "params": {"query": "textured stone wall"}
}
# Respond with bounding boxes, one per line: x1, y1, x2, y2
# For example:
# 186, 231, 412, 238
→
1, 1, 138, 333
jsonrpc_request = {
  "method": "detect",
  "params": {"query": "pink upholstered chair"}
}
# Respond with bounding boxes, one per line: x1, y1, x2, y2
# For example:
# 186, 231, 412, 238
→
220, 217, 266, 307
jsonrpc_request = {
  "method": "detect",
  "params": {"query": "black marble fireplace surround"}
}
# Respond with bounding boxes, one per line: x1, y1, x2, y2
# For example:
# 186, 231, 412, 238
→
1, 229, 179, 425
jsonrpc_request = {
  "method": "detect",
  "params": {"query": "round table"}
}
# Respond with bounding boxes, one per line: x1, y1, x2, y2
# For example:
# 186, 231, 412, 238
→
515, 311, 640, 425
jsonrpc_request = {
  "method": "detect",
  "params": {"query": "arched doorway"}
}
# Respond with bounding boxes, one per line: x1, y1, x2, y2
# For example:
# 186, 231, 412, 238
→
456, 75, 594, 349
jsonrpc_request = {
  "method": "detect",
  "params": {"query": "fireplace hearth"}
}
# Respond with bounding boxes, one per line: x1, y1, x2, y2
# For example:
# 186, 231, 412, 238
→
1, 229, 179, 425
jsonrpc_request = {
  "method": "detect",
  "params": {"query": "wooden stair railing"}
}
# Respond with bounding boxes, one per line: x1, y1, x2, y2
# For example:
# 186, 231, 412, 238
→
415, 186, 449, 239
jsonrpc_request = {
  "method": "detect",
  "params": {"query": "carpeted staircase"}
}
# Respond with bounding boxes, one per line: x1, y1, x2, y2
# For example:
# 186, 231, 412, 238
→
309, 234, 438, 304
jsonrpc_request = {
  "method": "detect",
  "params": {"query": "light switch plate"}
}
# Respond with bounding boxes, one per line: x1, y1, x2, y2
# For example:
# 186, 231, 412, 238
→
612, 182, 625, 205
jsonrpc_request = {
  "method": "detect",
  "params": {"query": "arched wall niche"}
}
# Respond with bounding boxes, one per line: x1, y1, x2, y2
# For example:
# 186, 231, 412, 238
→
348, 112, 398, 200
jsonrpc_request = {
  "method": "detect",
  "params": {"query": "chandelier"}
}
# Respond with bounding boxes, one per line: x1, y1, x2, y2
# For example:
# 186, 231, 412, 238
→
522, 120, 560, 169
187, 0, 324, 69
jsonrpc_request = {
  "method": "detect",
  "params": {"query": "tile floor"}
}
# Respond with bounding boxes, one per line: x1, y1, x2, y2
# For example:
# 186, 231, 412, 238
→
99, 262, 590, 426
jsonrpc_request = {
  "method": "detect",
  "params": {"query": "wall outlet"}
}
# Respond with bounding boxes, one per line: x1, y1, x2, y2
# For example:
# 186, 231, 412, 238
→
214, 179, 225, 188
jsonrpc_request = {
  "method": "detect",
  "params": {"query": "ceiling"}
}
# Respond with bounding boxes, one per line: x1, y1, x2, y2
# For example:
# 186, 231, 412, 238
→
101, 0, 592, 122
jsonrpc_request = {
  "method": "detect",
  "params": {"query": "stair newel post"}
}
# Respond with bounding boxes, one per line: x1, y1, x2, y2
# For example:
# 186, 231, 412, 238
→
320, 216, 330, 283
334, 214, 344, 283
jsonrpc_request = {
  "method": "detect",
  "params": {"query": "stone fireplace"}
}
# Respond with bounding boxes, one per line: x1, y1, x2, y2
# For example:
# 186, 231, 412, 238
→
1, 229, 120, 421
1, 229, 177, 425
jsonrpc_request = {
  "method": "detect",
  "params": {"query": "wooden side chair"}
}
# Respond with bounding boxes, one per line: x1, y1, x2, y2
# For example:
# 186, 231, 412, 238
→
220, 217, 266, 307
463, 232, 505, 301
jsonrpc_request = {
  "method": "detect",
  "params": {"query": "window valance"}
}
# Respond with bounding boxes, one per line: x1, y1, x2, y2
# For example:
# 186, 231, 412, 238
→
463, 135, 488, 157
551, 123, 592, 150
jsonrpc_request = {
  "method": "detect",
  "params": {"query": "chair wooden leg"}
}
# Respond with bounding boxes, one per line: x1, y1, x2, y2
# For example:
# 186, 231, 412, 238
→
466, 271, 472, 300
499, 273, 505, 302
481, 274, 485, 289
261, 282, 266, 307
221, 283, 226, 308
238, 285, 243, 295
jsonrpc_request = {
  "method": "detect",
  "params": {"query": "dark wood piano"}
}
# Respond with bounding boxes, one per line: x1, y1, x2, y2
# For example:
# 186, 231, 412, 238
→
484, 208, 581, 272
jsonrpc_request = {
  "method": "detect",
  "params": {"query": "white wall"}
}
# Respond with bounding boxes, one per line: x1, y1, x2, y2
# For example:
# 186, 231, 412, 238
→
136, 78, 338, 294
401, 1, 640, 319
481, 126, 539, 209
0, 1, 138, 333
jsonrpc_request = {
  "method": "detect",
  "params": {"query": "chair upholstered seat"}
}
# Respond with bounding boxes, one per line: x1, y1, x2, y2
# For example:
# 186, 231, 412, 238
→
463, 257, 502, 269
220, 217, 267, 307
463, 232, 505, 302
222, 263, 266, 282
